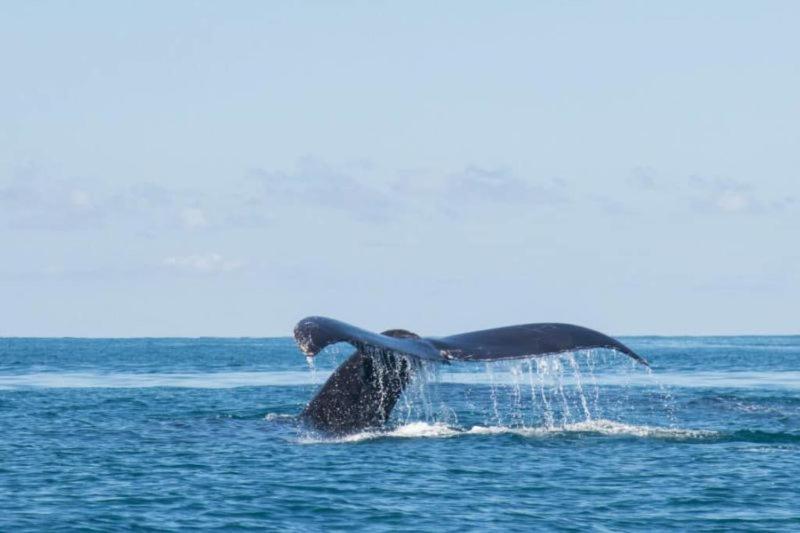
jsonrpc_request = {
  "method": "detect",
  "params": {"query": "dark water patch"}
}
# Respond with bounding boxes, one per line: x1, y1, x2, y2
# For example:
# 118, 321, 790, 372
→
718, 429, 800, 445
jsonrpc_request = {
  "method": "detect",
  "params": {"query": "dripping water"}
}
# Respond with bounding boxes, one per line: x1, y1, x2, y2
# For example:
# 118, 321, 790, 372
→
394, 353, 609, 429
305, 356, 318, 386
566, 353, 592, 420
307, 347, 671, 433
485, 362, 502, 426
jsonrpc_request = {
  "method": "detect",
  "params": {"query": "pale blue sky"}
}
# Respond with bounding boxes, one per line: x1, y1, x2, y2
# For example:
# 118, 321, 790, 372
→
1, 1, 798, 336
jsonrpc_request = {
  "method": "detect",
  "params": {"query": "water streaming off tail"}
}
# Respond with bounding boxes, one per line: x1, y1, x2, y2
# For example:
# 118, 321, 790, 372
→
391, 350, 671, 430
305, 356, 319, 386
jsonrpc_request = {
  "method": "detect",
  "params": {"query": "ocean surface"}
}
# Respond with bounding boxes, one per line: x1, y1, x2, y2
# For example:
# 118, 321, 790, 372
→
2, 336, 800, 531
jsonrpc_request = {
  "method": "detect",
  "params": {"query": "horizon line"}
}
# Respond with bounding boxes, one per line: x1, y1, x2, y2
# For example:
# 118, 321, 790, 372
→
2, 333, 799, 340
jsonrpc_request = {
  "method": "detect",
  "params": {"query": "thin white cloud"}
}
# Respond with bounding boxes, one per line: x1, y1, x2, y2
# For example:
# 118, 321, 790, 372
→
248, 156, 399, 222
590, 194, 636, 215
69, 189, 93, 210
628, 166, 659, 190
0, 164, 219, 232
447, 166, 530, 203
0, 165, 106, 229
179, 207, 208, 229
440, 165, 569, 216
163, 253, 245, 273
688, 176, 759, 214
715, 190, 750, 213
624, 170, 795, 216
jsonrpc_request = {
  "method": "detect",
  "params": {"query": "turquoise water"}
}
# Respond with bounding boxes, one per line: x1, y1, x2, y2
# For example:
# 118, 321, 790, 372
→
2, 336, 800, 531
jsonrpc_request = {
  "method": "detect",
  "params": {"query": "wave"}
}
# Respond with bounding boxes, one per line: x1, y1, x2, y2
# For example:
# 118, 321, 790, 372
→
0, 371, 315, 390
3, 370, 800, 390
468, 419, 716, 439
295, 420, 800, 446
296, 419, 716, 444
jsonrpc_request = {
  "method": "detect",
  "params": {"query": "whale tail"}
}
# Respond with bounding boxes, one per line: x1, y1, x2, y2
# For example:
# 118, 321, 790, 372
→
300, 329, 417, 435
294, 316, 648, 434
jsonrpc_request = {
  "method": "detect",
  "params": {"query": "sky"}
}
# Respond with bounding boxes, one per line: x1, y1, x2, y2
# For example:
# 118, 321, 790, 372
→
1, 1, 798, 337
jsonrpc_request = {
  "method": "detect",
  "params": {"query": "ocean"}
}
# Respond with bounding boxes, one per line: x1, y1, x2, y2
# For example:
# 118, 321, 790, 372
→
2, 336, 799, 531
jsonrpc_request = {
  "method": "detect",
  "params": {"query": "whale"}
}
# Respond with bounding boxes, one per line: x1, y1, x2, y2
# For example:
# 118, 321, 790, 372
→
293, 316, 648, 434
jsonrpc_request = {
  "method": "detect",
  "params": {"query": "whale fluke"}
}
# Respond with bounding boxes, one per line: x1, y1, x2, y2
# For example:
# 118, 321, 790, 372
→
294, 316, 443, 361
294, 316, 648, 366
293, 316, 648, 434
429, 323, 649, 366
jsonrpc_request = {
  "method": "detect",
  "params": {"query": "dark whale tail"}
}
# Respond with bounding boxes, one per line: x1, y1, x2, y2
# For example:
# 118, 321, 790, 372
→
293, 316, 648, 434
299, 329, 417, 434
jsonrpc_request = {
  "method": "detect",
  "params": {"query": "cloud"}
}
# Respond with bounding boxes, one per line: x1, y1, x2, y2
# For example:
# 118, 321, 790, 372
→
0, 164, 219, 232
1, 158, 573, 233
69, 189, 94, 210
714, 190, 750, 213
447, 166, 530, 203
590, 194, 636, 215
622, 171, 795, 216
179, 207, 208, 229
0, 164, 107, 230
441, 165, 568, 214
628, 166, 659, 190
162, 253, 245, 273
248, 156, 399, 222
246, 160, 573, 224
687, 176, 761, 214
115, 182, 176, 210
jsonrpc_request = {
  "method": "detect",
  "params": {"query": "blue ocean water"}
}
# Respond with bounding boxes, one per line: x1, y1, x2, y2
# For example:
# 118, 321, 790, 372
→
2, 336, 800, 531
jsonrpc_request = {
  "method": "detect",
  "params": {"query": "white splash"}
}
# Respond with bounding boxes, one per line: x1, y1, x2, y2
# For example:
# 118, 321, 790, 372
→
558, 419, 716, 439
296, 419, 715, 444
297, 422, 459, 444
264, 413, 295, 421
466, 420, 714, 439
386, 421, 460, 438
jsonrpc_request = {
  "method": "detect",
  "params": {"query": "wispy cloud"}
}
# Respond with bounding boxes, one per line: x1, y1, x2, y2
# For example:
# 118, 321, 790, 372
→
434, 166, 569, 220
248, 156, 399, 222
589, 194, 636, 216
445, 166, 567, 205
179, 207, 208, 229
162, 253, 245, 273
621, 166, 796, 216
446, 166, 531, 203
686, 175, 794, 215
0, 164, 216, 232
628, 166, 659, 190
0, 164, 107, 230
5, 159, 792, 240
